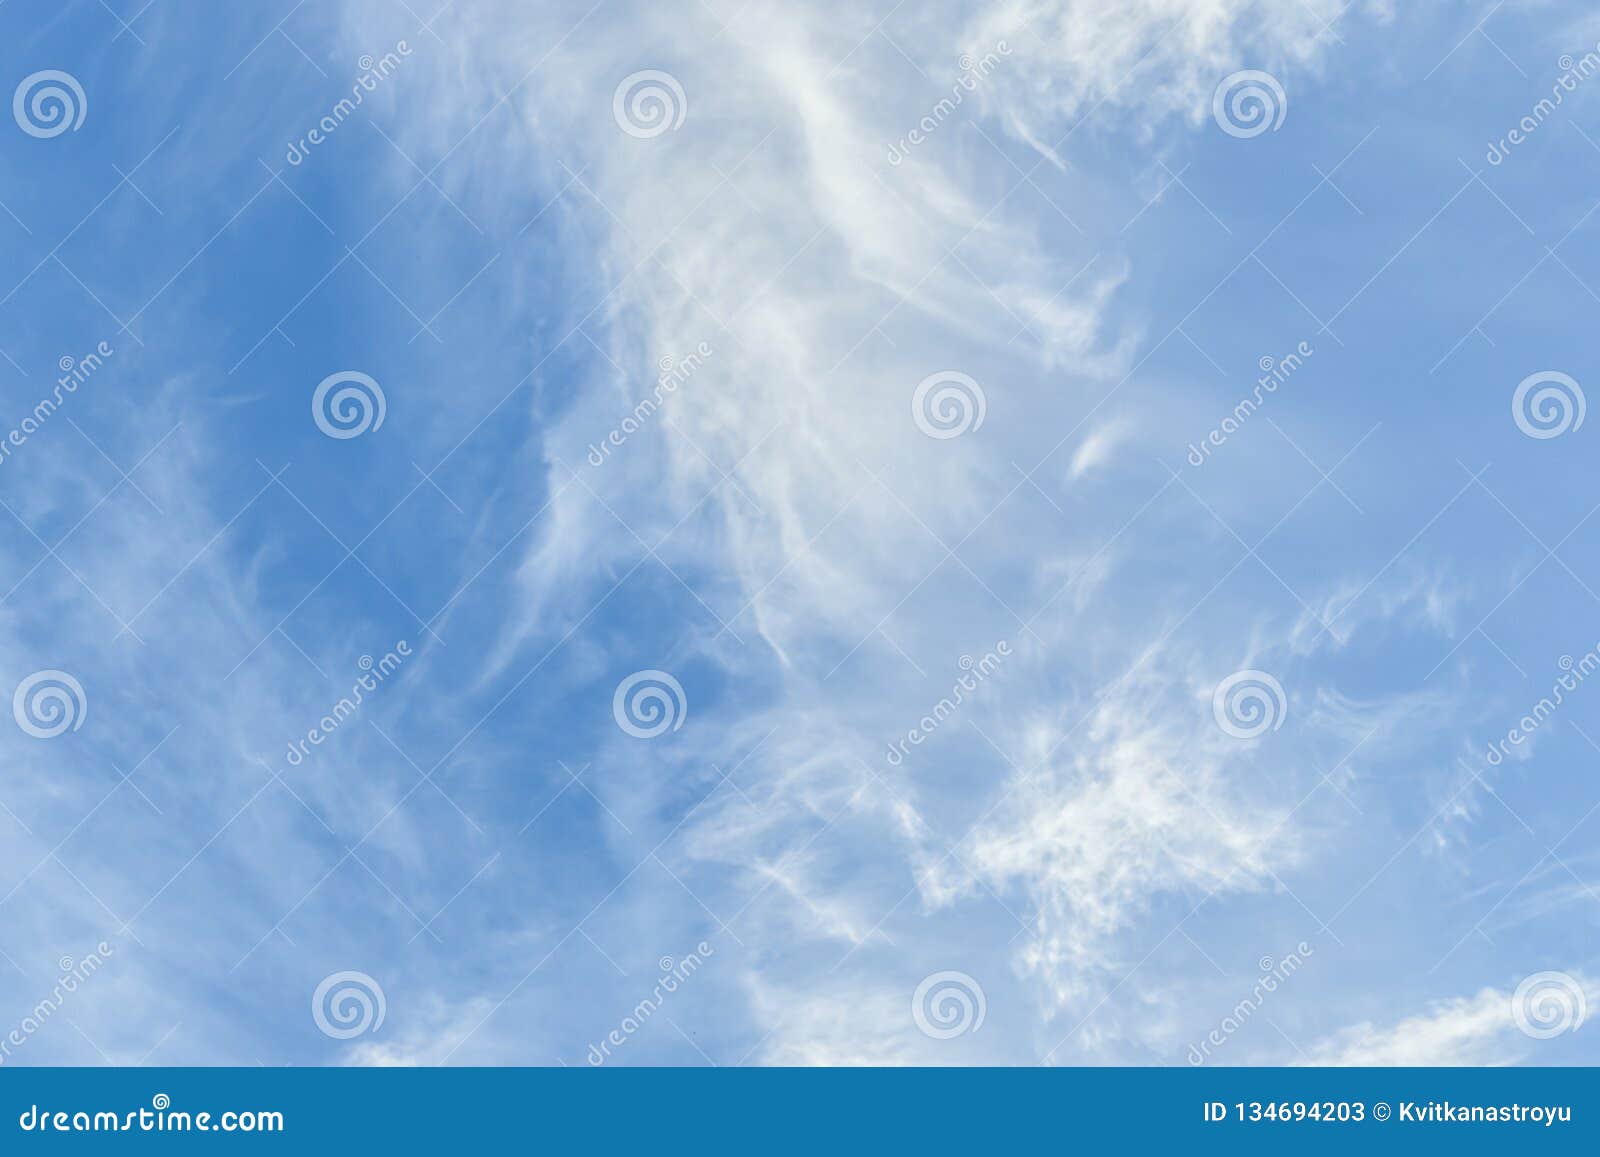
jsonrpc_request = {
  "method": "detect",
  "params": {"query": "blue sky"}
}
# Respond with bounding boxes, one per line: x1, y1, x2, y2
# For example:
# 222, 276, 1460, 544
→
2, 0, 1600, 1066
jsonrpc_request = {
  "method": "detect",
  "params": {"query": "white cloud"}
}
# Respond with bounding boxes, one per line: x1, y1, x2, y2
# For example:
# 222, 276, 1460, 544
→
347, 0, 1374, 1059
1067, 421, 1130, 481
1302, 975, 1596, 1065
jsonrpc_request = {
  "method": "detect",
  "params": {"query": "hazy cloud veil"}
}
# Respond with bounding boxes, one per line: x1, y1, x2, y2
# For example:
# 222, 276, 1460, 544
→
0, 0, 1596, 1069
